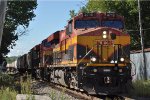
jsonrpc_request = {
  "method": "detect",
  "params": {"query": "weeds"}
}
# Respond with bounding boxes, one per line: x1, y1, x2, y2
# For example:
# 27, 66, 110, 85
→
0, 87, 17, 100
49, 89, 56, 100
60, 87, 68, 100
49, 87, 68, 100
131, 80, 150, 97
20, 74, 33, 94
0, 72, 34, 100
20, 74, 36, 99
0, 72, 14, 87
26, 94, 35, 100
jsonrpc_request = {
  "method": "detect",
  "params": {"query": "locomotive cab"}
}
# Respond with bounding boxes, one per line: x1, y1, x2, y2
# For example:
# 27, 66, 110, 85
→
50, 12, 132, 94
72, 12, 131, 94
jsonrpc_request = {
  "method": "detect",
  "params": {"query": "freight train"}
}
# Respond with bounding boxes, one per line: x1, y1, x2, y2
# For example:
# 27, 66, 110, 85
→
17, 12, 132, 94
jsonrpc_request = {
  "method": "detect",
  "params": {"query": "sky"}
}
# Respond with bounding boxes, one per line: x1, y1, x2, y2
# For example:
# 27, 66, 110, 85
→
8, 0, 86, 57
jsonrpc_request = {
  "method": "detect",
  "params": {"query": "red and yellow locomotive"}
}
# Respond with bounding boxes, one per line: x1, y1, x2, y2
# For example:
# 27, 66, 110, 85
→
17, 12, 131, 94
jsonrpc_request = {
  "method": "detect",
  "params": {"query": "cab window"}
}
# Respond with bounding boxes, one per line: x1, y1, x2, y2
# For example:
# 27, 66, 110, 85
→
101, 20, 124, 29
75, 20, 99, 29
66, 20, 72, 35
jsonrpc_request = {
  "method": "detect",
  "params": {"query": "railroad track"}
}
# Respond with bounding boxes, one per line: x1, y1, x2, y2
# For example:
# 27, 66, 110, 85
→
47, 82, 100, 100
35, 80, 131, 100
11, 73, 131, 100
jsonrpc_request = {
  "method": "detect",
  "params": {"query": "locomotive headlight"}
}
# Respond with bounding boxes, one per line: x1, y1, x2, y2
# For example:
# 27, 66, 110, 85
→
93, 69, 97, 72
103, 34, 107, 39
120, 57, 125, 62
91, 57, 97, 62
102, 31, 107, 39
103, 31, 107, 35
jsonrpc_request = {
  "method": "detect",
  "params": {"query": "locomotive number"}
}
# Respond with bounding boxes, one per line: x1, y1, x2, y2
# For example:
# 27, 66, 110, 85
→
99, 40, 113, 45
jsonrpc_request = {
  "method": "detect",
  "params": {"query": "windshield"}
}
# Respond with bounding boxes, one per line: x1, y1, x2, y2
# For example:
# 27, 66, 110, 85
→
75, 20, 99, 29
102, 20, 123, 29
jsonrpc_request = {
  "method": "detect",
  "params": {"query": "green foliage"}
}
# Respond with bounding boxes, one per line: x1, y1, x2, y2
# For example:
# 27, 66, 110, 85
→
49, 90, 57, 100
0, 73, 17, 100
80, 0, 150, 50
6, 56, 18, 63
19, 74, 36, 100
69, 10, 77, 18
27, 95, 35, 100
131, 80, 150, 97
49, 88, 68, 100
20, 74, 33, 94
0, 72, 14, 87
0, 87, 17, 100
60, 87, 68, 100
79, 6, 89, 13
0, 73, 35, 100
0, 0, 37, 56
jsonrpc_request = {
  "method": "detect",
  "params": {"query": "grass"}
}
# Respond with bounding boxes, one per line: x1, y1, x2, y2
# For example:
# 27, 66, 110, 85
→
0, 87, 17, 100
1, 71, 150, 99
20, 74, 36, 100
59, 87, 68, 100
20, 74, 33, 94
131, 80, 150, 97
0, 72, 14, 87
0, 72, 34, 100
49, 89, 56, 100
0, 72, 69, 100
49, 87, 69, 100
0, 72, 17, 100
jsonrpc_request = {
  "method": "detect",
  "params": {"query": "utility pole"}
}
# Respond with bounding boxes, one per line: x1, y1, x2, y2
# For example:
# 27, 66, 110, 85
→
138, 0, 147, 80
0, 0, 7, 48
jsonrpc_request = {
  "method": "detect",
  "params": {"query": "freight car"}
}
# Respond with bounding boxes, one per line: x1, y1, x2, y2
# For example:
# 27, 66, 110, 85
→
17, 54, 27, 74
7, 60, 17, 73
17, 12, 132, 94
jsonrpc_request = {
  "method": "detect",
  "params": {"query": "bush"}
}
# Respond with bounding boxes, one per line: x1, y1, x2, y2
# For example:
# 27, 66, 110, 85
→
0, 73, 34, 100
49, 87, 68, 100
0, 72, 14, 87
20, 74, 33, 94
0, 87, 17, 100
131, 80, 150, 97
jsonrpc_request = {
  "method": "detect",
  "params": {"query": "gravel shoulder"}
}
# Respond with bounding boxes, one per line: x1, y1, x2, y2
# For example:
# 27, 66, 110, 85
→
31, 80, 79, 100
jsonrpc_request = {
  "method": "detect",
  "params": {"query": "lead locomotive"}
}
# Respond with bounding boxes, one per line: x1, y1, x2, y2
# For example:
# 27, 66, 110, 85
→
17, 12, 132, 94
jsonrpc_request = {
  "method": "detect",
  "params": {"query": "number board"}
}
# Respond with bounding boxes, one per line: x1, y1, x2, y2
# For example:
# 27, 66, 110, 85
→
99, 40, 114, 46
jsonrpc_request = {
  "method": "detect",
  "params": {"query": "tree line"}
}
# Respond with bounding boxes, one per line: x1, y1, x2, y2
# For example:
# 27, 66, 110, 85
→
70, 0, 150, 50
0, 0, 37, 63
1, 0, 150, 63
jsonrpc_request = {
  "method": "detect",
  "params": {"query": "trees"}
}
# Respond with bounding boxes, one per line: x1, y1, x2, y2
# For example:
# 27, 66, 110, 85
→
69, 10, 77, 19
80, 0, 150, 50
0, 0, 37, 58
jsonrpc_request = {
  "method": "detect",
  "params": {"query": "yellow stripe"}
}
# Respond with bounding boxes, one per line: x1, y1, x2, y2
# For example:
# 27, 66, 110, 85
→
48, 63, 126, 68
47, 63, 77, 67
87, 63, 126, 67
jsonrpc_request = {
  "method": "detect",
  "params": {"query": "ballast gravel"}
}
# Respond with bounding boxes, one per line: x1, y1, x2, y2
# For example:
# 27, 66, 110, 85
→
31, 80, 79, 100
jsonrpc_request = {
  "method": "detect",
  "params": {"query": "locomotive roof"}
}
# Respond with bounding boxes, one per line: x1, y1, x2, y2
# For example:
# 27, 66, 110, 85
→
73, 12, 124, 21
31, 44, 41, 51
47, 31, 60, 42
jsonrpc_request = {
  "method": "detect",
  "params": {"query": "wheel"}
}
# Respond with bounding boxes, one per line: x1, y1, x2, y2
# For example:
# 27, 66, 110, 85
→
69, 72, 78, 89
